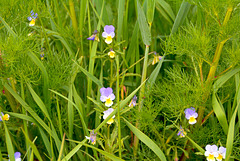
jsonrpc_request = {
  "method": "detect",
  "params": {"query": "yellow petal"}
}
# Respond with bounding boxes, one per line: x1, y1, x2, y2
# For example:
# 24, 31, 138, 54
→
105, 36, 112, 44
3, 114, 9, 121
107, 118, 114, 124
29, 19, 35, 26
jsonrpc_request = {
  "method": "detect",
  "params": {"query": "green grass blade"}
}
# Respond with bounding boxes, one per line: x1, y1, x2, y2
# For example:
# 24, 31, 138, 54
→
57, 134, 66, 161
213, 67, 240, 92
146, 56, 164, 89
27, 52, 50, 108
74, 61, 103, 87
76, 143, 124, 161
123, 118, 167, 161
39, 128, 53, 159
185, 136, 205, 154
3, 121, 15, 161
171, 0, 191, 35
49, 89, 88, 135
68, 85, 74, 139
212, 93, 228, 135
22, 129, 43, 161
61, 140, 87, 161
117, 0, 125, 42
147, 0, 155, 25
0, 16, 18, 38
137, 0, 151, 45
27, 83, 51, 120
226, 102, 240, 160
155, 0, 175, 21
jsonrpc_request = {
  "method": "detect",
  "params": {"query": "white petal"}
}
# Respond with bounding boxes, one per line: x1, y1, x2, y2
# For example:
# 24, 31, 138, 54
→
110, 32, 115, 38
100, 96, 107, 102
102, 32, 108, 38
205, 151, 210, 156
109, 94, 115, 100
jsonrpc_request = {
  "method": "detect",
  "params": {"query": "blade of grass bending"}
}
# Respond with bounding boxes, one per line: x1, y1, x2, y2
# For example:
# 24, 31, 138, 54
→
155, 3, 173, 24
212, 93, 228, 135
76, 143, 124, 161
61, 139, 87, 161
155, 0, 175, 21
146, 56, 164, 89
3, 121, 15, 161
27, 83, 51, 120
57, 134, 66, 161
137, 0, 151, 45
27, 52, 50, 111
3, 83, 61, 147
226, 102, 240, 161
123, 118, 167, 161
74, 61, 103, 87
170, 0, 191, 35
49, 89, 88, 135
0, 16, 18, 38
213, 67, 240, 92
22, 129, 43, 161
185, 135, 205, 154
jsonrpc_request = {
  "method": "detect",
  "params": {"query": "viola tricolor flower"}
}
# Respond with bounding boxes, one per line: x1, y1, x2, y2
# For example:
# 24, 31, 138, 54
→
103, 108, 115, 124
28, 10, 38, 26
8, 152, 21, 161
184, 107, 198, 125
102, 25, 115, 44
152, 52, 163, 65
108, 49, 115, 58
100, 87, 115, 107
177, 126, 186, 137
85, 130, 97, 145
0, 112, 10, 121
87, 30, 100, 41
129, 95, 137, 107
204, 145, 218, 161
216, 147, 226, 161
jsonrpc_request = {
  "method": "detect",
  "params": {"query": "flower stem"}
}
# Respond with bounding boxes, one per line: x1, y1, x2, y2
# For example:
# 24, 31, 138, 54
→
116, 54, 121, 158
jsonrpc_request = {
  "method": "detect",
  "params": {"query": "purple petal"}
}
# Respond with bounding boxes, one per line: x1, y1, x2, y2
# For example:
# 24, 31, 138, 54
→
219, 147, 226, 153
14, 152, 21, 159
28, 17, 32, 21
87, 35, 95, 41
100, 87, 113, 97
104, 25, 115, 34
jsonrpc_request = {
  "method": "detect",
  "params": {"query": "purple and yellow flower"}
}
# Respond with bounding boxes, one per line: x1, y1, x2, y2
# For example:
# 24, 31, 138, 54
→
152, 52, 163, 65
204, 145, 218, 161
85, 130, 97, 145
8, 152, 21, 161
184, 107, 198, 125
87, 30, 100, 42
103, 108, 115, 124
100, 87, 115, 107
28, 10, 38, 26
102, 25, 115, 44
108, 49, 115, 58
0, 112, 10, 121
40, 54, 44, 60
216, 147, 226, 161
177, 126, 186, 137
129, 95, 137, 107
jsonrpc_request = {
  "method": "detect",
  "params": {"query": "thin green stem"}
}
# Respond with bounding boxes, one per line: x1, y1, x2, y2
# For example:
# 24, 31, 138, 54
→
116, 55, 121, 158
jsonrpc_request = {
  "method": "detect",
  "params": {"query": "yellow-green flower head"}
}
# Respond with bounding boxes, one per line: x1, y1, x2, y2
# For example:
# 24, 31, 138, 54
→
108, 49, 115, 58
204, 145, 218, 161
100, 87, 115, 107
103, 108, 115, 124
28, 10, 38, 26
184, 107, 198, 125
85, 130, 97, 145
0, 112, 10, 121
102, 25, 115, 44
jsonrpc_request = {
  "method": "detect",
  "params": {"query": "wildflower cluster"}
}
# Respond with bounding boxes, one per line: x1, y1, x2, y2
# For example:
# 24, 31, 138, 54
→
28, 10, 38, 26
205, 145, 226, 161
